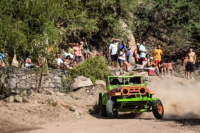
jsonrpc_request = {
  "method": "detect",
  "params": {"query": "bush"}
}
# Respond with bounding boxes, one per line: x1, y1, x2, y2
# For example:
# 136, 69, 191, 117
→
67, 56, 111, 82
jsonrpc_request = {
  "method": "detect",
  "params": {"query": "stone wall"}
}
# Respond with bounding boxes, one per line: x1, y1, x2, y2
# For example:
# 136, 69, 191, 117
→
0, 67, 69, 95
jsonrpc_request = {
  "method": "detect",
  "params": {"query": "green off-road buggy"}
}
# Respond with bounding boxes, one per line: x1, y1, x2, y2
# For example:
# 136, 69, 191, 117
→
99, 76, 164, 119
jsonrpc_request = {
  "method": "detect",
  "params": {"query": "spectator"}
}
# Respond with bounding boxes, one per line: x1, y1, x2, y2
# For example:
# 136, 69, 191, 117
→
159, 61, 167, 75
166, 60, 173, 75
25, 55, 34, 68
82, 38, 90, 60
186, 47, 196, 79
119, 40, 127, 69
0, 51, 6, 67
183, 56, 188, 78
126, 40, 131, 63
147, 57, 156, 68
72, 60, 77, 67
154, 44, 163, 67
144, 54, 150, 68
63, 55, 72, 69
55, 54, 64, 69
118, 47, 129, 74
119, 41, 127, 51
109, 38, 120, 69
133, 43, 140, 64
139, 40, 147, 64
146, 54, 150, 62
62, 48, 73, 59
73, 42, 82, 63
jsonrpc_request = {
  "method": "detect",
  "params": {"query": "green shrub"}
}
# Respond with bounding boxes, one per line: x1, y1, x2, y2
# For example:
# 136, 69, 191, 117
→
67, 56, 111, 82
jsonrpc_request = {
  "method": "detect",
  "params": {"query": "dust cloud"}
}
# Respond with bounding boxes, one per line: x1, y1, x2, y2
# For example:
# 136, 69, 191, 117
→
148, 76, 200, 119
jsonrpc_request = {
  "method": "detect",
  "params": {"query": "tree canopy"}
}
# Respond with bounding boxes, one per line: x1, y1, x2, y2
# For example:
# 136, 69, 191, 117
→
0, 0, 199, 63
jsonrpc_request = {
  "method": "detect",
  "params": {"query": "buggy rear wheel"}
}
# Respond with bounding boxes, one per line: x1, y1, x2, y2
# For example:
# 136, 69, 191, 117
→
99, 93, 107, 117
152, 99, 164, 119
106, 99, 118, 119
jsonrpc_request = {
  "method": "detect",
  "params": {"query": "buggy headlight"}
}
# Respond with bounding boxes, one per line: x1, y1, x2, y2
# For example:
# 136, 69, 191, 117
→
123, 88, 128, 94
140, 88, 146, 94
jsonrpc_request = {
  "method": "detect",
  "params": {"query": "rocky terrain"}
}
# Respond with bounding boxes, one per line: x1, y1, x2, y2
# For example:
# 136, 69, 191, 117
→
0, 72, 200, 133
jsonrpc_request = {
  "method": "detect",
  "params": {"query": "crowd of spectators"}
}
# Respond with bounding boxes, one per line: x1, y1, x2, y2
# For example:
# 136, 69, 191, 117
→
133, 42, 174, 76
0, 37, 94, 70
0, 37, 197, 79
108, 39, 193, 76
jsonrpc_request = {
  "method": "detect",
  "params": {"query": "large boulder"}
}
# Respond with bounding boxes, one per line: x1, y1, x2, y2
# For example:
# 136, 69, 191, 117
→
119, 20, 136, 64
70, 76, 93, 91
94, 80, 106, 88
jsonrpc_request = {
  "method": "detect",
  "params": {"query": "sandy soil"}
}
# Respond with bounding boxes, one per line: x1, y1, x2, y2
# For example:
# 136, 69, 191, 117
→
1, 75, 200, 133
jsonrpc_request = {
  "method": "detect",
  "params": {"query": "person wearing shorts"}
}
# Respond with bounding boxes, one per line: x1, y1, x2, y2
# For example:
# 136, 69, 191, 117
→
139, 41, 146, 64
118, 48, 128, 74
186, 47, 196, 79
186, 62, 194, 72
73, 42, 82, 63
109, 38, 120, 68
183, 56, 188, 78
154, 44, 163, 66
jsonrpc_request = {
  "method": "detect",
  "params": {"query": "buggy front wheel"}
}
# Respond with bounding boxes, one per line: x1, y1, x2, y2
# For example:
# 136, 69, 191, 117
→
106, 99, 118, 119
152, 99, 164, 119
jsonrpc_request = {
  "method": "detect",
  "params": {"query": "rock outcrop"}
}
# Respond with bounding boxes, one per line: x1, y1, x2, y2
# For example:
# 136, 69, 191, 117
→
70, 76, 93, 91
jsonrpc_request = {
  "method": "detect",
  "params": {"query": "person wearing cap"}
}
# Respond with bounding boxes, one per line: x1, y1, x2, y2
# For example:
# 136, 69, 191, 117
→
147, 57, 155, 68
133, 43, 140, 64
109, 38, 120, 69
139, 41, 146, 64
147, 57, 159, 75
154, 44, 163, 67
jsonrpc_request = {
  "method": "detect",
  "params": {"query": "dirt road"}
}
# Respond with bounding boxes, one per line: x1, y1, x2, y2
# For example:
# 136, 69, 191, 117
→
26, 114, 200, 133
1, 76, 200, 133
28, 76, 200, 133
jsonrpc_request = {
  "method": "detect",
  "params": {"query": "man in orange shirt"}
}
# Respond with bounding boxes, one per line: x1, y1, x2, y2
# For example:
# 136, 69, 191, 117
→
154, 44, 163, 66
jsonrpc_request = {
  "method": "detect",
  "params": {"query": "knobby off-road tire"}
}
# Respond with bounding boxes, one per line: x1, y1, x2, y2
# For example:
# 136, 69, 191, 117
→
106, 99, 118, 119
152, 99, 164, 119
99, 94, 107, 117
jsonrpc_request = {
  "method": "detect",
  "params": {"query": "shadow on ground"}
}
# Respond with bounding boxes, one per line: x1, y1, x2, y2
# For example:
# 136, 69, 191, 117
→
89, 104, 200, 128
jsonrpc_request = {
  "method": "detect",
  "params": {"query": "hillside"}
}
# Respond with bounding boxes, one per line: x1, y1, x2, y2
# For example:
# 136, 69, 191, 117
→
0, 0, 200, 64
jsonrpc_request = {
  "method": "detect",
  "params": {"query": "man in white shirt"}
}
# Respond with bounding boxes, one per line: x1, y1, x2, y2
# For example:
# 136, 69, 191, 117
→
56, 54, 64, 68
109, 38, 120, 68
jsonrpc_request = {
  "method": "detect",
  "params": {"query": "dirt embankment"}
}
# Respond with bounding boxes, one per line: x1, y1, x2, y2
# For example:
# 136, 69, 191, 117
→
1, 76, 200, 133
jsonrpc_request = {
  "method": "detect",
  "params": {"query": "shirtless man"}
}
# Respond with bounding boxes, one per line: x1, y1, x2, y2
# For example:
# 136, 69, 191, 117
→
186, 47, 196, 79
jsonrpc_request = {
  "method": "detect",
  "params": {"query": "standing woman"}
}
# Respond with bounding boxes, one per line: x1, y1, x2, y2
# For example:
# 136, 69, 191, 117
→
118, 48, 129, 74
73, 42, 82, 63
82, 38, 90, 60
